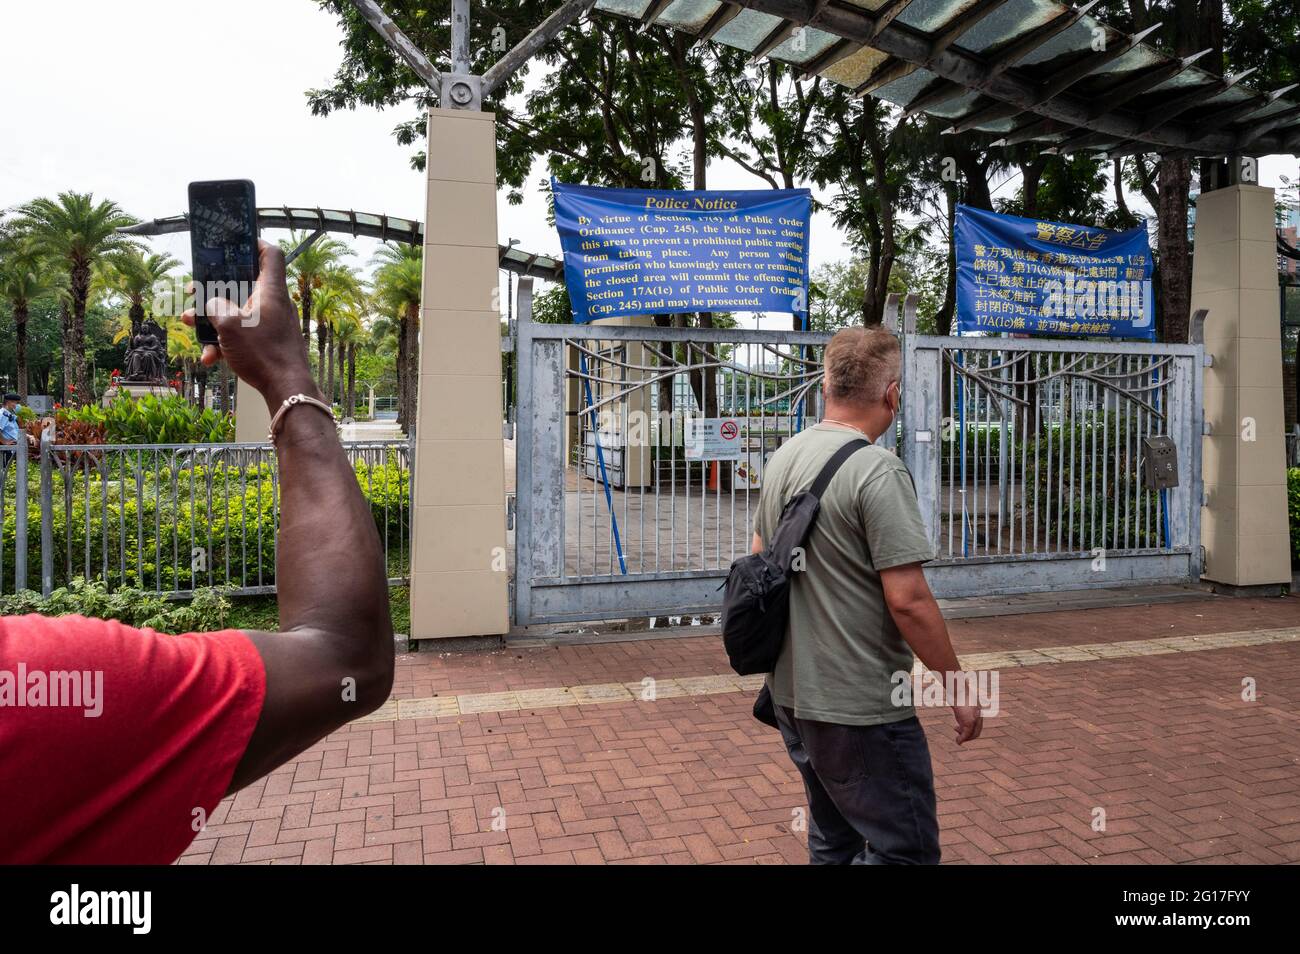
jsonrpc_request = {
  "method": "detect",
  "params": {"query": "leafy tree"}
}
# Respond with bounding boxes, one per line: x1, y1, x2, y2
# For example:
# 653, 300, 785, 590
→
807, 95, 923, 325
280, 231, 352, 348
166, 317, 203, 403
710, 52, 825, 192
334, 310, 367, 415
0, 228, 50, 401
0, 294, 62, 396
13, 193, 140, 403
312, 264, 365, 396
1088, 0, 1293, 342
371, 243, 423, 429
99, 249, 180, 339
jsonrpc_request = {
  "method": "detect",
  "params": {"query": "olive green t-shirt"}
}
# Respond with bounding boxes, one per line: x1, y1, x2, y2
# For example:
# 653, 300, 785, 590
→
754, 424, 935, 726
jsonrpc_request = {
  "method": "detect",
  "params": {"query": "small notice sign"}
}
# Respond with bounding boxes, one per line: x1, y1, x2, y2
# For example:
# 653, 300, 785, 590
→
685, 417, 743, 461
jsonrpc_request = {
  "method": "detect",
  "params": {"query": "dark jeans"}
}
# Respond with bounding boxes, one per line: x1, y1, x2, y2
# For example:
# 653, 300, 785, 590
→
775, 704, 940, 864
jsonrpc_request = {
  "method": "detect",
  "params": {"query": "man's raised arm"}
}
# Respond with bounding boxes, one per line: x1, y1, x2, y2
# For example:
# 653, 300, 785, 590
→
185, 241, 394, 793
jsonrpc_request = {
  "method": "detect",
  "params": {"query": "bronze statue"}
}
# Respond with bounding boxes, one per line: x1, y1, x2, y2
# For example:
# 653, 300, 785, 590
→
122, 320, 168, 384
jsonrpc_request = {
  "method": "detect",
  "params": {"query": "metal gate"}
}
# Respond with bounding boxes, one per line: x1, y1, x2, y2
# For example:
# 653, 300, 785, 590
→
512, 294, 1205, 627
513, 306, 835, 626
900, 333, 1205, 598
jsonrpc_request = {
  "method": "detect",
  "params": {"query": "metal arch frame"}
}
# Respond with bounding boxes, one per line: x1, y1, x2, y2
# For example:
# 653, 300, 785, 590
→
348, 0, 597, 107
118, 209, 566, 283
612, 0, 1300, 157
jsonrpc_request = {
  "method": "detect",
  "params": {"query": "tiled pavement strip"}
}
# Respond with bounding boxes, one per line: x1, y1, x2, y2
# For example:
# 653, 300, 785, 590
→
356, 626, 1300, 723
187, 595, 1300, 865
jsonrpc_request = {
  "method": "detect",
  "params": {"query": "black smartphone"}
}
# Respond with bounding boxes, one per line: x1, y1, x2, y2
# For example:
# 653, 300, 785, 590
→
187, 179, 259, 345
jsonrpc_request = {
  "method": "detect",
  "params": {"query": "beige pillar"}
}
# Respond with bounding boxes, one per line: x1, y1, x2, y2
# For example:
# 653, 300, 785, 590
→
1191, 183, 1291, 588
408, 107, 508, 638
235, 378, 270, 443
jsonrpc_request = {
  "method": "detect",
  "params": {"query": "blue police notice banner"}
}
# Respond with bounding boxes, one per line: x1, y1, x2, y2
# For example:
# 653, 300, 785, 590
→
553, 181, 811, 323
955, 204, 1155, 340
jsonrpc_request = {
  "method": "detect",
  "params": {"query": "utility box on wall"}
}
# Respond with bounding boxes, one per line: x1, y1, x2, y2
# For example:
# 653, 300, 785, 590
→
1142, 435, 1179, 490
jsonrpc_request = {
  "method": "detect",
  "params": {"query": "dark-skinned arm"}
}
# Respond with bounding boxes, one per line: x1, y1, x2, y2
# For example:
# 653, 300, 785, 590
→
184, 242, 394, 794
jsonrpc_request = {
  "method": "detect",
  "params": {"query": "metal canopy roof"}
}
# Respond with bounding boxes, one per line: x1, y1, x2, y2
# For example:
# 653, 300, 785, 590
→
595, 0, 1300, 158
119, 208, 565, 282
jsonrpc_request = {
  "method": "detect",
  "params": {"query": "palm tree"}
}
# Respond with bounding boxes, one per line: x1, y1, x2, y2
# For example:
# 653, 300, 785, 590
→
311, 284, 346, 400
0, 229, 48, 402
100, 249, 180, 338
280, 231, 350, 351
15, 193, 139, 403
166, 317, 203, 403
314, 264, 365, 395
371, 243, 422, 430
334, 310, 367, 418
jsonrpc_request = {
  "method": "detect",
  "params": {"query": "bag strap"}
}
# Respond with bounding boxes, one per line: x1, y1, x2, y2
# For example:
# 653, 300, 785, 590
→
808, 437, 870, 501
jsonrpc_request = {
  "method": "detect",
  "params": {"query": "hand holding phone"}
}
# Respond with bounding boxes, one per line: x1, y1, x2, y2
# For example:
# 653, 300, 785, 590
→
182, 240, 319, 409
187, 179, 259, 346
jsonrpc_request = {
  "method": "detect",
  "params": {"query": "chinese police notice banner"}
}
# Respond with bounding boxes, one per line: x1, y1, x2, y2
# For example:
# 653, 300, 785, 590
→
955, 204, 1155, 340
553, 181, 811, 323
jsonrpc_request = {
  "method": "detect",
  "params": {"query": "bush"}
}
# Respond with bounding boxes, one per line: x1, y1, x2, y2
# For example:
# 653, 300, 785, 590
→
16, 394, 233, 453
0, 579, 235, 633
21, 415, 105, 460
75, 394, 234, 444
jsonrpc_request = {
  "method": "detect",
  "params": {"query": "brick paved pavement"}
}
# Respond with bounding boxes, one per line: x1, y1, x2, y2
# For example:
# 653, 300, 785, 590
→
184, 595, 1300, 865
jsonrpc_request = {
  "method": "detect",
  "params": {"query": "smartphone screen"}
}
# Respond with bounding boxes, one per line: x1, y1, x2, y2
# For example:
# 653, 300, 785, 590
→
188, 179, 258, 345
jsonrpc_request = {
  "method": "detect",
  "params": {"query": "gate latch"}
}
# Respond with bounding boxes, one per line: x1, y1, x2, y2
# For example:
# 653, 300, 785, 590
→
1142, 435, 1179, 490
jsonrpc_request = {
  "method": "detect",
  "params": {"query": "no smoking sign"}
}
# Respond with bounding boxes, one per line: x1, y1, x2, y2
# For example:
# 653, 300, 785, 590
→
685, 417, 743, 460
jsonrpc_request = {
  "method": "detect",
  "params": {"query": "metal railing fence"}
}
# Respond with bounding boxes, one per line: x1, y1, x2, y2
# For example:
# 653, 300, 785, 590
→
1, 437, 411, 600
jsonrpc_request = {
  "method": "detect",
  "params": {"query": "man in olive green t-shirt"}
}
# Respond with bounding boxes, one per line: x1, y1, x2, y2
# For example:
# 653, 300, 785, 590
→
752, 327, 982, 864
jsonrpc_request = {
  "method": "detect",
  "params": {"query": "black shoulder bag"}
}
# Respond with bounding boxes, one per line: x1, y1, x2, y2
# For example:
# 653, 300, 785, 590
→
720, 437, 869, 681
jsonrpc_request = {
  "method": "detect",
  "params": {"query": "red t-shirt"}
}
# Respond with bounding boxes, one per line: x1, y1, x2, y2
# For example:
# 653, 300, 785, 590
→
0, 613, 266, 864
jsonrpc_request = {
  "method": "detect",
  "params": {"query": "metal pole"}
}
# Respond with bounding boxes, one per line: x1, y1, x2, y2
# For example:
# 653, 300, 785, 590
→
452, 0, 471, 75
39, 432, 53, 596
15, 446, 27, 591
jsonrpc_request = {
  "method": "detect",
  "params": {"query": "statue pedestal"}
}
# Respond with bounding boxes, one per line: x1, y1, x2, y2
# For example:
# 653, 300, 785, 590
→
102, 383, 175, 407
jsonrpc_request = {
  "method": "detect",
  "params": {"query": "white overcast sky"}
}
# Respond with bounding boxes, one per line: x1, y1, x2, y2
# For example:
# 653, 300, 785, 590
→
1, 0, 1295, 321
